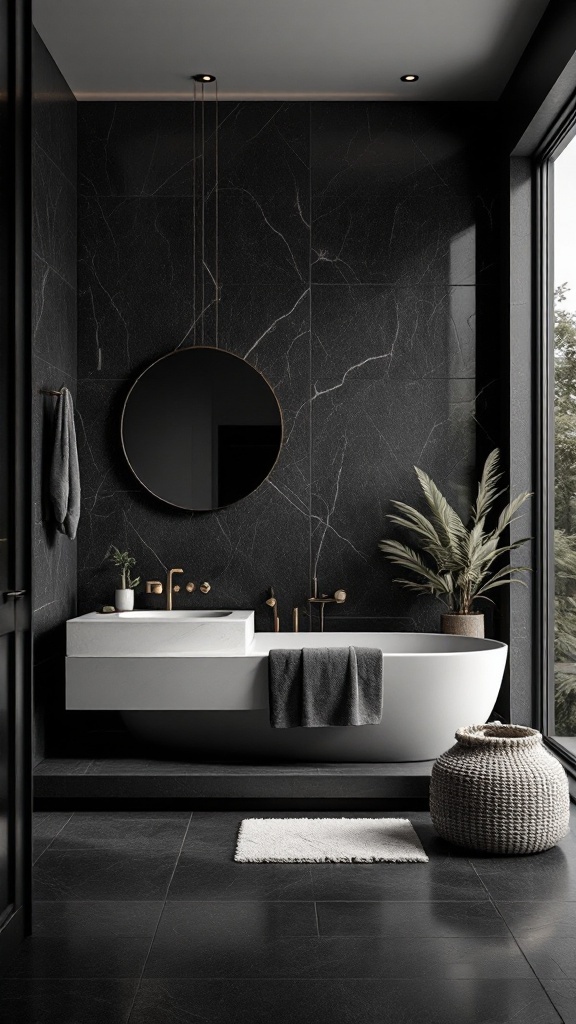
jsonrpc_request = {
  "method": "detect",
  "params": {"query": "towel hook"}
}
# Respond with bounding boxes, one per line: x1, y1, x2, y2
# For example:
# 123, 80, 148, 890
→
39, 387, 64, 397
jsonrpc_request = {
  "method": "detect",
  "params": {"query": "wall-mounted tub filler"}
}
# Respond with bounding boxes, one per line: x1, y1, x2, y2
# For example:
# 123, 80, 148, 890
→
65, 623, 507, 763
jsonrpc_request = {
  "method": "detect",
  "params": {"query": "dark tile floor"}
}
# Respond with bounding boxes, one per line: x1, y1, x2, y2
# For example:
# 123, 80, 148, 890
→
2, 806, 575, 1023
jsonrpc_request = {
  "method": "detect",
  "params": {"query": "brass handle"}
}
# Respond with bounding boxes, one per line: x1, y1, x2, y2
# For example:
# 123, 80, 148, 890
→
334, 589, 346, 604
145, 581, 163, 595
186, 582, 196, 593
199, 582, 211, 594
5, 590, 26, 599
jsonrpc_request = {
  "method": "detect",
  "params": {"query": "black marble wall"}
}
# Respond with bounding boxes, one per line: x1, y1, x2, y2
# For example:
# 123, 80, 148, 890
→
77, 101, 497, 634
32, 32, 77, 760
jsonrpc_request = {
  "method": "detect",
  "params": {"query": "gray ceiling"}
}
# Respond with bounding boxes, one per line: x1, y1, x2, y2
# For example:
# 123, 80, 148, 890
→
33, 0, 550, 101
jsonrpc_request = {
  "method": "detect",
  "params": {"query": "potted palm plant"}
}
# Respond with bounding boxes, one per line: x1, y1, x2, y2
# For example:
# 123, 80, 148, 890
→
379, 450, 531, 637
106, 545, 140, 612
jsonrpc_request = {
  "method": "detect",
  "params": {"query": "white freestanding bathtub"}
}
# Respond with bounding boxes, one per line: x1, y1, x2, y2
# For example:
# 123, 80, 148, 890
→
115, 631, 508, 763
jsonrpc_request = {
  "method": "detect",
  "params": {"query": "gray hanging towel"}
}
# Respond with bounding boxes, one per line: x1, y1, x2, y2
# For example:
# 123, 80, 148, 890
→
268, 646, 383, 728
49, 387, 81, 540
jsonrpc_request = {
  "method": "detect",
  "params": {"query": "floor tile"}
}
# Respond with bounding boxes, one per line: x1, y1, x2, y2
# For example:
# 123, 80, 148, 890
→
316, 900, 508, 937
129, 978, 561, 1024
32, 900, 164, 937
33, 813, 73, 863
167, 859, 314, 901
542, 980, 576, 1023
309, 860, 488, 901
145, 926, 533, 980
0, 979, 138, 1023
513, 933, 576, 980
50, 812, 190, 853
34, 850, 178, 900
3, 934, 151, 979
471, 846, 576, 901
496, 900, 576, 935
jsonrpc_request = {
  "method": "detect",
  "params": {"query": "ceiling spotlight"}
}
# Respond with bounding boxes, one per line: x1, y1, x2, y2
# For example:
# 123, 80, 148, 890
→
400, 74, 419, 82
192, 73, 216, 83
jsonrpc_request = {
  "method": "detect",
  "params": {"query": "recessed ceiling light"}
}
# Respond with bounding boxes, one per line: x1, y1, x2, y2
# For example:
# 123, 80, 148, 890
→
191, 73, 216, 83
400, 74, 419, 82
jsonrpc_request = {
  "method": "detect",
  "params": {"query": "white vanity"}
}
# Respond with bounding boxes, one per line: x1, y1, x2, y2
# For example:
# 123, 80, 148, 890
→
64, 611, 507, 762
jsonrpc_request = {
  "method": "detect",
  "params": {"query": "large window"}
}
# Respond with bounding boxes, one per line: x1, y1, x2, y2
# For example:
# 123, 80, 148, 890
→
552, 132, 576, 755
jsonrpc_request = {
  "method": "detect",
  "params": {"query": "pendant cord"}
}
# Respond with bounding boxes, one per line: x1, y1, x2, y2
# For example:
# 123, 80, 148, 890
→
201, 82, 205, 346
215, 79, 219, 348
192, 81, 197, 345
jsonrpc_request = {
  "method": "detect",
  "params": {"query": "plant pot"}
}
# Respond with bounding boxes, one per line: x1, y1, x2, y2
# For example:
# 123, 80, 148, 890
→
114, 588, 134, 612
430, 723, 570, 854
441, 613, 484, 638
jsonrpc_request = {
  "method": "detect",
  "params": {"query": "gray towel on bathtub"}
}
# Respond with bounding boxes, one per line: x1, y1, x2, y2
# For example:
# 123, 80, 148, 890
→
268, 646, 383, 728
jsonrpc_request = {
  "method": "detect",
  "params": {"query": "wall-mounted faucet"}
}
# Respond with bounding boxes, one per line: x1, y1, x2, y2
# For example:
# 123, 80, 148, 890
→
308, 577, 346, 632
166, 567, 184, 611
266, 588, 280, 632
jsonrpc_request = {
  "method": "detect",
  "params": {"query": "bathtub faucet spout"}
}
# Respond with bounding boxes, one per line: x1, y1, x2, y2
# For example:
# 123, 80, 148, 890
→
308, 578, 346, 631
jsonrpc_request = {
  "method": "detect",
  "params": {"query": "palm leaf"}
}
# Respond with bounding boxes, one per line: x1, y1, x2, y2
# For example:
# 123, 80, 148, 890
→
493, 492, 532, 537
472, 448, 504, 523
414, 466, 467, 555
378, 540, 454, 593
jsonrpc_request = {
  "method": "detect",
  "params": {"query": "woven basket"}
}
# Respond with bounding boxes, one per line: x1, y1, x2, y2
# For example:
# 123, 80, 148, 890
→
430, 723, 570, 855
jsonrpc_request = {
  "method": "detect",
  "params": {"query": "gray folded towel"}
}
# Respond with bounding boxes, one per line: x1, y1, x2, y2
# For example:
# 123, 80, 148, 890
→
49, 387, 81, 540
269, 646, 383, 728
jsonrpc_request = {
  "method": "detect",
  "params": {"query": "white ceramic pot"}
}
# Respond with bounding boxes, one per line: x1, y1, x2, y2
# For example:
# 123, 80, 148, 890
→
114, 588, 134, 612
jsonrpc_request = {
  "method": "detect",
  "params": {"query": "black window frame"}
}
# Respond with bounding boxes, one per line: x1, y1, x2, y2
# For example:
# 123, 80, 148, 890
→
536, 97, 576, 770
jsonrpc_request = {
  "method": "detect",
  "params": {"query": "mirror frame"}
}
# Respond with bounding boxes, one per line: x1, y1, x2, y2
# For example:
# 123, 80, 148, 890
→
120, 345, 284, 512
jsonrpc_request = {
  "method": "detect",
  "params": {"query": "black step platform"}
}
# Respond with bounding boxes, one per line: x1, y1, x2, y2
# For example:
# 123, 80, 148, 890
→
34, 758, 433, 810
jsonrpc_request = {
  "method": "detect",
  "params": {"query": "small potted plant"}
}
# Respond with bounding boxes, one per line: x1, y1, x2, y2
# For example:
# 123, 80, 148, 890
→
379, 449, 531, 637
106, 545, 140, 612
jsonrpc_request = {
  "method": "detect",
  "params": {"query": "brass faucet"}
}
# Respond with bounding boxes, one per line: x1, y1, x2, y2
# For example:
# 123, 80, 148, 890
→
166, 568, 184, 611
266, 588, 280, 632
308, 577, 346, 632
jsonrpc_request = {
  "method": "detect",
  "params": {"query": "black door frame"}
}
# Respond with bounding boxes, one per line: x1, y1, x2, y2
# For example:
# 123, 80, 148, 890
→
0, 0, 33, 966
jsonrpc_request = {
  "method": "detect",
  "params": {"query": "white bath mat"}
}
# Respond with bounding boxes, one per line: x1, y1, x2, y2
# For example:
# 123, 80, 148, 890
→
234, 817, 429, 863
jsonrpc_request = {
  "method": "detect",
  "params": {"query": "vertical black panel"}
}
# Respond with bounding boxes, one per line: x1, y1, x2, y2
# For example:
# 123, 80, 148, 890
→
0, 0, 32, 967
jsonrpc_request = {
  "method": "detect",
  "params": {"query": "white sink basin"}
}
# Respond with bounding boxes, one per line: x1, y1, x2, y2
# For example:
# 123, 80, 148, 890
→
66, 610, 254, 656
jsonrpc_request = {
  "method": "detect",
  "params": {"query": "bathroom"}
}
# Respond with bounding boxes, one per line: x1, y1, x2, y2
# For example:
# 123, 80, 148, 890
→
1, 1, 576, 1022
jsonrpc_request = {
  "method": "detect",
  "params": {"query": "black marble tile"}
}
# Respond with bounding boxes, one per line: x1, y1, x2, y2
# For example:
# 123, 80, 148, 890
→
311, 377, 476, 629
129, 979, 561, 1024
148, 901, 317, 946
316, 900, 508, 937
33, 850, 178, 900
32, 255, 77, 375
311, 102, 496, 287
33, 813, 73, 863
471, 845, 576, 901
497, 900, 576, 935
514, 933, 576, 980
32, 144, 77, 291
309, 860, 488, 903
0, 979, 138, 1024
147, 932, 531, 980
78, 102, 200, 198
167, 860, 314, 902
218, 103, 310, 285
33, 31, 77, 179
34, 759, 94, 775
311, 284, 477, 384
50, 811, 190, 853
78, 197, 196, 379
32, 899, 163, 937
3, 935, 151, 979
542, 980, 576, 1023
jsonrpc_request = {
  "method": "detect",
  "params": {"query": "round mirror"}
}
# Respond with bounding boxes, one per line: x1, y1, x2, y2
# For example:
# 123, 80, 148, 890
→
121, 347, 282, 511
